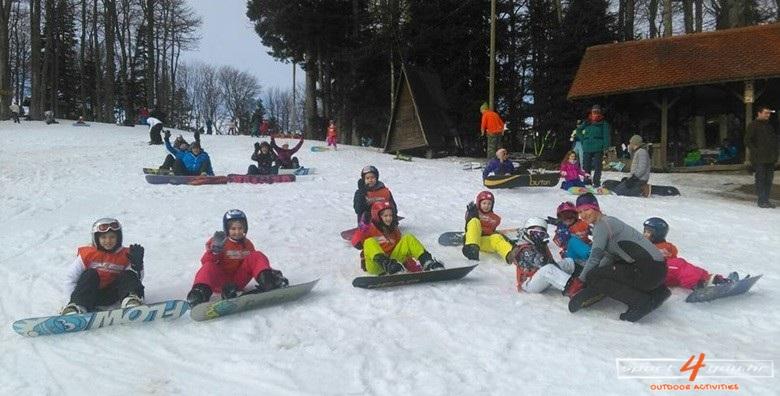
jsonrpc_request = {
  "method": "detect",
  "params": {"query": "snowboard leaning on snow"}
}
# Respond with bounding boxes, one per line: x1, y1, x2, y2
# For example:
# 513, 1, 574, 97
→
685, 275, 761, 303
12, 300, 190, 337
352, 265, 477, 289
437, 229, 519, 246
189, 280, 319, 321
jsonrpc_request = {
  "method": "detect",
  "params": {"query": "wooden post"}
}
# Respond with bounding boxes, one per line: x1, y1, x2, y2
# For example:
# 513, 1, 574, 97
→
489, 0, 496, 109
744, 80, 754, 163
660, 95, 668, 169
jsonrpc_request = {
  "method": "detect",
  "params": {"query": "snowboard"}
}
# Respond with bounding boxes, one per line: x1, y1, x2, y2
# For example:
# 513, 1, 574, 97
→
277, 167, 316, 176
341, 217, 405, 241
12, 300, 190, 337
352, 265, 477, 289
483, 172, 559, 189
394, 152, 413, 162
145, 174, 228, 185
601, 180, 681, 197
143, 167, 173, 175
226, 174, 296, 184
461, 162, 484, 170
190, 280, 319, 321
437, 229, 520, 246
685, 275, 762, 303
310, 146, 332, 152
567, 186, 613, 196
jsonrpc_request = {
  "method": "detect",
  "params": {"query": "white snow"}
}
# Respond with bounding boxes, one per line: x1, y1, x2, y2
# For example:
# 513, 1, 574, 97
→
0, 120, 778, 395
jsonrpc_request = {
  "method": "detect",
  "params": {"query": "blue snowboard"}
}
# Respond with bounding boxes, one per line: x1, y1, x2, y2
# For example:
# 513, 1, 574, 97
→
685, 275, 762, 303
12, 300, 190, 337
189, 280, 319, 321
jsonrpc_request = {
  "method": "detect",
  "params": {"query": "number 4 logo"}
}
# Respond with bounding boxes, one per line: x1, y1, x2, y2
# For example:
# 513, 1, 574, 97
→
680, 353, 706, 381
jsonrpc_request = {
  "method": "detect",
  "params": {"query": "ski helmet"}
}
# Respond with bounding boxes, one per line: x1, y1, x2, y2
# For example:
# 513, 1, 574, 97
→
522, 217, 549, 246
370, 201, 396, 227
361, 165, 379, 180
223, 209, 248, 234
475, 191, 495, 212
556, 202, 577, 217
91, 218, 123, 252
643, 217, 669, 243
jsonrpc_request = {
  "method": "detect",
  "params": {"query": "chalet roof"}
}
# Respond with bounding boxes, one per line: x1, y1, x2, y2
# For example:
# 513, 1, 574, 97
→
568, 23, 780, 100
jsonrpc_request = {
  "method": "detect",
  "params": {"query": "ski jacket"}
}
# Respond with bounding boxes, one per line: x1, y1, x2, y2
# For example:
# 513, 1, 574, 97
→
575, 120, 611, 153
560, 161, 587, 181
744, 119, 779, 164
147, 117, 162, 129
252, 143, 277, 172
480, 110, 504, 136
477, 211, 502, 235
353, 179, 397, 220
65, 246, 137, 293
553, 220, 591, 251
202, 236, 257, 274
327, 125, 337, 138
271, 136, 304, 167
483, 158, 515, 179
653, 241, 678, 259
629, 146, 651, 181
579, 215, 664, 282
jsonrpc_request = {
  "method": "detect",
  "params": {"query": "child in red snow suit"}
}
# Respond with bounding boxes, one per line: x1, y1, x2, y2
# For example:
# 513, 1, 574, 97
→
353, 201, 444, 275
643, 217, 736, 289
61, 218, 145, 314
186, 209, 289, 306
326, 120, 338, 150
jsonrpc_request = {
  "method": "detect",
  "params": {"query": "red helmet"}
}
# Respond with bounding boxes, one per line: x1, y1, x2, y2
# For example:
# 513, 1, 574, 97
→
370, 201, 394, 223
556, 201, 577, 217
475, 191, 495, 213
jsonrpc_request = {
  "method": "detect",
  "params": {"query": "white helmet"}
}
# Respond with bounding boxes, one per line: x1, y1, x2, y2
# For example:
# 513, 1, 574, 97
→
522, 217, 549, 245
523, 217, 548, 231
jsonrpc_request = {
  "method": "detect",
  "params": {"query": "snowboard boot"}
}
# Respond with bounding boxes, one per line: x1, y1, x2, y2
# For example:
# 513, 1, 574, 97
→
568, 287, 606, 313
221, 283, 239, 300
648, 286, 671, 312
619, 297, 655, 323
121, 293, 144, 308
727, 271, 740, 282
462, 244, 480, 261
254, 269, 289, 292
418, 251, 445, 271
374, 254, 403, 275
61, 303, 87, 315
186, 283, 213, 307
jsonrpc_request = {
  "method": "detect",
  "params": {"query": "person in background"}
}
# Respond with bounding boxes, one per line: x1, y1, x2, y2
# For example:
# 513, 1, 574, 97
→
744, 105, 778, 208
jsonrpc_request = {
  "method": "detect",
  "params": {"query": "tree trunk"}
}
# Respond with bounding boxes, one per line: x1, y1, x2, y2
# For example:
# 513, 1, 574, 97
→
648, 0, 658, 38
145, 0, 154, 108
662, 0, 672, 36
624, 0, 635, 41
115, 0, 132, 124
304, 50, 317, 139
43, 0, 55, 114
29, 0, 41, 119
0, 0, 13, 119
79, 0, 86, 117
92, 0, 101, 119
695, 0, 703, 32
104, 0, 117, 122
683, 0, 693, 33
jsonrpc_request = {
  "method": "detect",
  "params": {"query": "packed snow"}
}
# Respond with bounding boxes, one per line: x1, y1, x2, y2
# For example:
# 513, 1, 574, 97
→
0, 120, 777, 395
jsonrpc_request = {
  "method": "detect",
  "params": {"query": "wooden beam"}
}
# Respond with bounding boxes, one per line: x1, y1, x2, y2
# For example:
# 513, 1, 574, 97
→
660, 95, 668, 169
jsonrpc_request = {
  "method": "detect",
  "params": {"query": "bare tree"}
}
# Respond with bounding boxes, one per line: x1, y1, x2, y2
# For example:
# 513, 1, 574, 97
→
29, 0, 40, 118
219, 65, 260, 134
0, 0, 13, 119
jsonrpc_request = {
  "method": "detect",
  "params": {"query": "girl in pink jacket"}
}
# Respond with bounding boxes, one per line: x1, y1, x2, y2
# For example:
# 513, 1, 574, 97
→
559, 150, 589, 190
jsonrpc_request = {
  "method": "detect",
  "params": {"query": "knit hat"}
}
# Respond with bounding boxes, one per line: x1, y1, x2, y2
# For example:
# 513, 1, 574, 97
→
480, 103, 489, 112
591, 105, 602, 113
629, 134, 643, 146
575, 192, 600, 212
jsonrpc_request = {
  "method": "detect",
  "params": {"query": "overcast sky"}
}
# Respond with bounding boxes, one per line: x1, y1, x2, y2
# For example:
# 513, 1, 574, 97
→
181, 0, 301, 91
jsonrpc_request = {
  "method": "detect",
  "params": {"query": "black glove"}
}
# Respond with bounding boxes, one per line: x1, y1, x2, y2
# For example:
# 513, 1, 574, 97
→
164, 130, 171, 140
127, 244, 144, 273
546, 216, 562, 227
221, 283, 239, 299
254, 142, 261, 151
256, 269, 289, 292
465, 202, 479, 222
211, 231, 227, 255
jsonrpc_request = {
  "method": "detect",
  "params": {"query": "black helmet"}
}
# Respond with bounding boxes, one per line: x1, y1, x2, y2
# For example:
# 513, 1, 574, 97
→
361, 165, 379, 180
223, 209, 248, 234
643, 217, 669, 243
91, 218, 123, 252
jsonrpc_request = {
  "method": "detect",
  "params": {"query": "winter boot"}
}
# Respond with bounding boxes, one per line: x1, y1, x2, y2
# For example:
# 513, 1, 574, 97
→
418, 251, 445, 271
462, 244, 480, 261
253, 269, 289, 292
374, 254, 403, 275
186, 284, 213, 307
61, 303, 87, 315
619, 298, 655, 323
567, 287, 606, 313
121, 293, 144, 308
221, 283, 239, 300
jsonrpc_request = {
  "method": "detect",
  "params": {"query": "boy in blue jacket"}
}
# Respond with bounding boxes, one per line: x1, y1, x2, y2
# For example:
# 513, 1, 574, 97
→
164, 131, 214, 176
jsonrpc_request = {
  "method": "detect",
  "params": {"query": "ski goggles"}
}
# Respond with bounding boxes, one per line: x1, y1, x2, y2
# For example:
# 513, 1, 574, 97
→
94, 221, 121, 232
527, 229, 549, 241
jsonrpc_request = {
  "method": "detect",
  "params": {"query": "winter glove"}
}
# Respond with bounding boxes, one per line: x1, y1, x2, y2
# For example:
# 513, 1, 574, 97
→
164, 130, 171, 140
553, 227, 571, 248
254, 142, 261, 151
221, 283, 239, 299
465, 202, 479, 223
563, 276, 585, 297
210, 231, 227, 255
127, 244, 145, 274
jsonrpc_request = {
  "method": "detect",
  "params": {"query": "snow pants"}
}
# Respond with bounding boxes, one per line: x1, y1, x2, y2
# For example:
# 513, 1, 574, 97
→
247, 164, 278, 175
586, 241, 668, 309
69, 269, 144, 311
561, 179, 586, 190
160, 154, 176, 170
665, 257, 709, 290
149, 123, 163, 145
363, 234, 426, 275
174, 157, 212, 176
465, 218, 513, 262
326, 136, 337, 149
521, 264, 571, 293
582, 151, 603, 186
192, 251, 271, 293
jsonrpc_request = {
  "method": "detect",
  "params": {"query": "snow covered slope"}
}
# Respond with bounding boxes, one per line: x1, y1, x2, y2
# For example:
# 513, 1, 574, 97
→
0, 120, 777, 395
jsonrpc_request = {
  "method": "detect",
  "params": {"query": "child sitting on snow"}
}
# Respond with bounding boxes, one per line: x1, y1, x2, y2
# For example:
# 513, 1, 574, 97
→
352, 201, 444, 275
643, 217, 737, 289
559, 150, 589, 190
353, 165, 397, 227
61, 218, 145, 314
249, 141, 278, 175
508, 217, 579, 293
186, 209, 289, 306
462, 191, 514, 264
550, 201, 591, 261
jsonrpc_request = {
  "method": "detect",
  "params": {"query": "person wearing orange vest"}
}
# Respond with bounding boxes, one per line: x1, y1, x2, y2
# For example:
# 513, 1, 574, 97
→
186, 209, 289, 306
480, 103, 505, 159
462, 191, 514, 263
327, 120, 338, 150
61, 218, 145, 314
353, 165, 397, 227
352, 201, 444, 275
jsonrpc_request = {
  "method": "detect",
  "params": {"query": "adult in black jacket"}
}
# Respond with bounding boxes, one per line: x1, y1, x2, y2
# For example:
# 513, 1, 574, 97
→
745, 105, 779, 208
